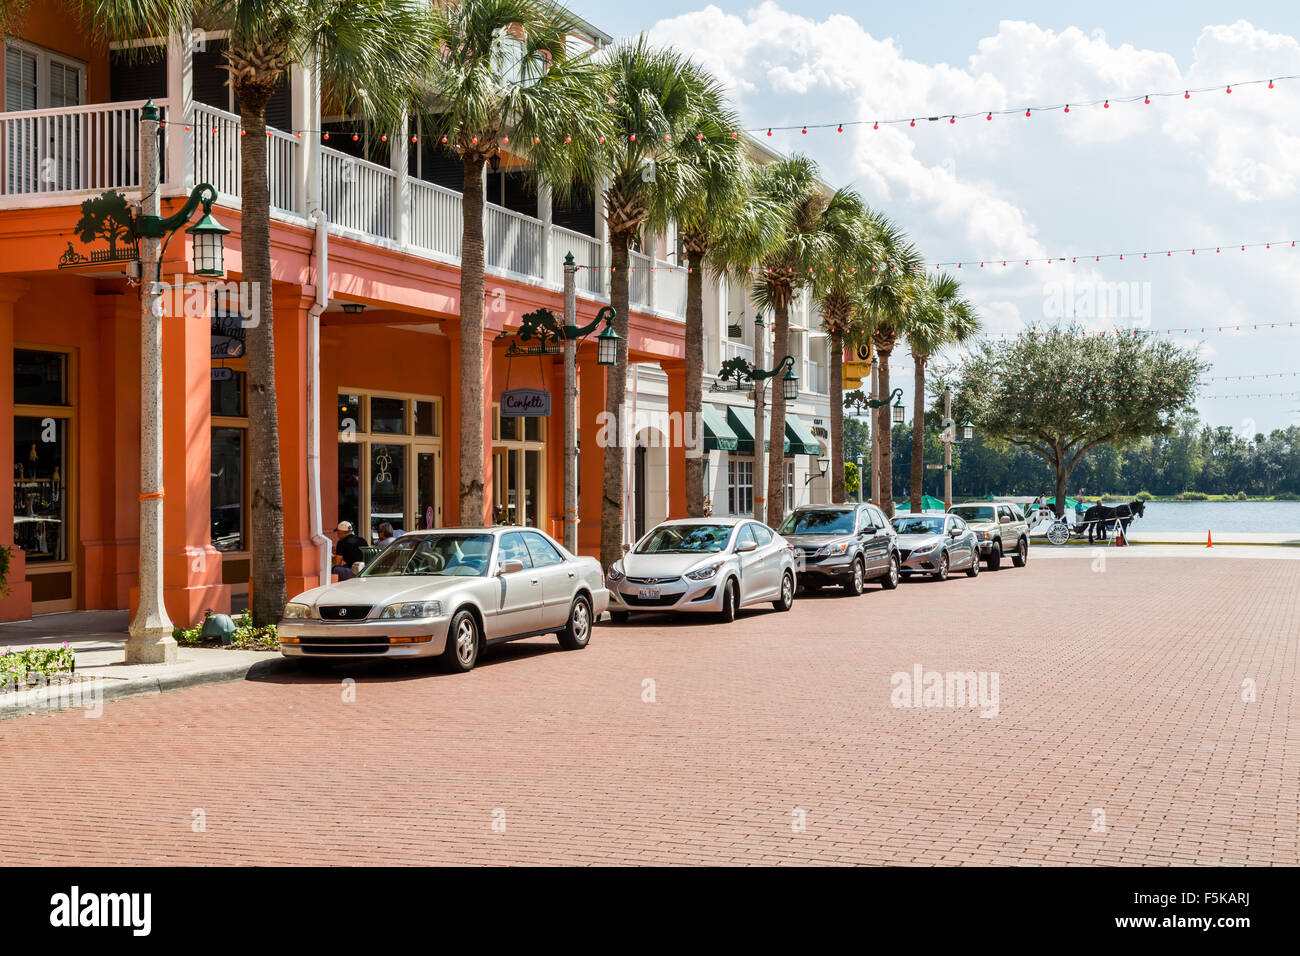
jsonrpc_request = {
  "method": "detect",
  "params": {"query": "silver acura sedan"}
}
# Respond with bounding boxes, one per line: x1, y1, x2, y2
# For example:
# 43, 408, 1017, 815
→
278, 527, 609, 672
890, 512, 981, 581
605, 517, 796, 622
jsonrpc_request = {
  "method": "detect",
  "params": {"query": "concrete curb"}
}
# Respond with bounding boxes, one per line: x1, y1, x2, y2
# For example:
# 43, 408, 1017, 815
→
0, 655, 297, 721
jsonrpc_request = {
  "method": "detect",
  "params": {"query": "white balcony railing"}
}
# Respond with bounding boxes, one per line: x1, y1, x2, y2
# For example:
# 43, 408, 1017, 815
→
409, 178, 462, 260
553, 225, 603, 295
321, 147, 394, 239
629, 250, 652, 309
485, 202, 542, 277
1, 99, 158, 197
655, 260, 687, 318
0, 101, 692, 321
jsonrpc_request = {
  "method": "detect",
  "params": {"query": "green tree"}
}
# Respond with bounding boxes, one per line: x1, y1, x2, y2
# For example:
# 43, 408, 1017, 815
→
595, 39, 712, 568
810, 195, 874, 504
904, 272, 978, 511
422, 0, 608, 524
856, 216, 925, 517
84, 0, 434, 625
953, 324, 1208, 516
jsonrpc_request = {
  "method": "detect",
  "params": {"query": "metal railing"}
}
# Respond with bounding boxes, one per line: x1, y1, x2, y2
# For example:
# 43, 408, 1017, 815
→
320, 147, 395, 239
408, 178, 462, 260
1, 99, 158, 196
485, 202, 542, 276
629, 250, 652, 308
655, 259, 687, 318
554, 226, 603, 294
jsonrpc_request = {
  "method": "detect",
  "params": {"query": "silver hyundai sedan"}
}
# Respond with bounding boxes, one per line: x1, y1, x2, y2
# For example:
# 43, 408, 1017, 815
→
605, 517, 796, 622
278, 527, 609, 672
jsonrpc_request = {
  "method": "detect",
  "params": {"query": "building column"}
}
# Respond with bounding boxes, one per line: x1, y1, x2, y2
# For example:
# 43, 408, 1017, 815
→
391, 108, 409, 246
0, 278, 33, 621
538, 180, 554, 284
663, 360, 687, 518
164, 26, 195, 195
272, 286, 320, 599
134, 265, 231, 625
577, 350, 606, 558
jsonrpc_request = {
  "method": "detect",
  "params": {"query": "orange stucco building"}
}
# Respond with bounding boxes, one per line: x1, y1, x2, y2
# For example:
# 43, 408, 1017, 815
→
1, 5, 694, 624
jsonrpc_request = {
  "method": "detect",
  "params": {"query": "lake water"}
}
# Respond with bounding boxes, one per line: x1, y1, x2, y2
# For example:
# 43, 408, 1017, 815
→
1116, 501, 1300, 533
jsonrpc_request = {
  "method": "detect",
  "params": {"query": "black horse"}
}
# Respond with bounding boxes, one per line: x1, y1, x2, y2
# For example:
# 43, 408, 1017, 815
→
1082, 499, 1145, 544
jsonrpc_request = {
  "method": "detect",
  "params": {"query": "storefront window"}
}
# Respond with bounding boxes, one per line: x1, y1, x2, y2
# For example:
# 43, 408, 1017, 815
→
338, 443, 361, 529
728, 459, 753, 515
338, 393, 363, 433
211, 371, 246, 417
13, 416, 66, 561
210, 427, 244, 551
414, 400, 438, 437
370, 396, 405, 434
14, 349, 68, 407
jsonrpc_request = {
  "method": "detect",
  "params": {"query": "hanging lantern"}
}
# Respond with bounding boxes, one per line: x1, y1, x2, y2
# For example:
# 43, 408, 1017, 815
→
186, 209, 230, 277
596, 323, 620, 367
960, 420, 975, 440
781, 365, 799, 401
891, 395, 905, 424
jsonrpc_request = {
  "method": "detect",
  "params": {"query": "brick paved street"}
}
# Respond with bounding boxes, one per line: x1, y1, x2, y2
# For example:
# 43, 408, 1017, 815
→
1, 555, 1296, 866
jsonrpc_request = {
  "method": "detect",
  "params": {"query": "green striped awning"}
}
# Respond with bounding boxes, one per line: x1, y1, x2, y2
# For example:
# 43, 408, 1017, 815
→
784, 413, 822, 456
702, 403, 738, 452
725, 405, 762, 455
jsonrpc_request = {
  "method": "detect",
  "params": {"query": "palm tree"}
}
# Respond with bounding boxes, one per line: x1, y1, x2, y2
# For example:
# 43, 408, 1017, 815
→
85, 0, 434, 625
905, 273, 979, 511
857, 216, 925, 518
676, 116, 780, 516
811, 199, 876, 503
749, 156, 847, 526
422, 0, 609, 525
594, 39, 711, 569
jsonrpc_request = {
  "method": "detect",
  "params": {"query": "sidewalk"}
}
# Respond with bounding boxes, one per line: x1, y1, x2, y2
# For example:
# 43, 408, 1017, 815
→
0, 610, 292, 720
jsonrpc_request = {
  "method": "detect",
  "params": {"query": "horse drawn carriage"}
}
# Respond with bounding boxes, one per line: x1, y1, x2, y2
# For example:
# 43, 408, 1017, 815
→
1026, 498, 1146, 545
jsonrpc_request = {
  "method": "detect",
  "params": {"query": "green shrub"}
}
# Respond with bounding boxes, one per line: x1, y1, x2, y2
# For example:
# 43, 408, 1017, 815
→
1, 643, 76, 689
1134, 490, 1154, 501
1276, 491, 1299, 501
1177, 491, 1208, 501
173, 608, 275, 650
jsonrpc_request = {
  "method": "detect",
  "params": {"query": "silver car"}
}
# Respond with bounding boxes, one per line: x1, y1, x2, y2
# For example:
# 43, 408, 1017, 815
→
606, 517, 796, 622
278, 527, 609, 672
890, 512, 981, 581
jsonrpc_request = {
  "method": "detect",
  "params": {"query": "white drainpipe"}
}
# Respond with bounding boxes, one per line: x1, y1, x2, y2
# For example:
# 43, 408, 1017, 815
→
307, 208, 331, 588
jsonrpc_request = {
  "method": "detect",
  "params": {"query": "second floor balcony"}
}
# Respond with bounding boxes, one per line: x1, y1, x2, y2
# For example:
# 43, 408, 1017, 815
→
0, 97, 688, 319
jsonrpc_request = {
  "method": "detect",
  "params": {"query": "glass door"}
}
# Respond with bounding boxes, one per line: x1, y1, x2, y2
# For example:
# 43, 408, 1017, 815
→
416, 450, 441, 530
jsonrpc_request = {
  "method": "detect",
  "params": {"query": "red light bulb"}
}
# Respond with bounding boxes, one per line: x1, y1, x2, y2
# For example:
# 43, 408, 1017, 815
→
873, 121, 879, 130
1144, 95, 1150, 104
1268, 79, 1274, 89
801, 127, 807, 135
1184, 91, 1190, 99
352, 133, 359, 141
910, 119, 915, 127
1226, 86, 1232, 94
986, 112, 992, 121
1025, 109, 1031, 117
766, 128, 772, 136
1063, 105, 1069, 113
949, 117, 955, 124
1104, 99, 1110, 109
837, 124, 843, 132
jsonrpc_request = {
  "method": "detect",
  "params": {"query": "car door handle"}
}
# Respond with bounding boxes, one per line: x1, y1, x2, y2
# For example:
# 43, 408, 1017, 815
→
567, 571, 576, 578
530, 578, 539, 584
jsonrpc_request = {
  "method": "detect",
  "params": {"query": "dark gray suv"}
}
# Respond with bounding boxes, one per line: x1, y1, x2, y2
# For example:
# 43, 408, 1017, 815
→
777, 503, 901, 595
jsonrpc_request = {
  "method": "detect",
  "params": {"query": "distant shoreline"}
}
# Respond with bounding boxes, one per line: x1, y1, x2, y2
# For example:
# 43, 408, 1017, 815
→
1085, 495, 1299, 503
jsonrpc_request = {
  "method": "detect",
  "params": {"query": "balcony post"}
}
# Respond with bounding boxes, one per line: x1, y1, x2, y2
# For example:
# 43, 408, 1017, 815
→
164, 26, 195, 194
539, 179, 554, 283
645, 232, 657, 313
392, 109, 409, 245
292, 59, 320, 216
594, 174, 609, 295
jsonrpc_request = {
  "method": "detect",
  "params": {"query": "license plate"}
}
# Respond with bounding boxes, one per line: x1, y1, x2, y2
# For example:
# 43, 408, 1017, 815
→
638, 587, 661, 599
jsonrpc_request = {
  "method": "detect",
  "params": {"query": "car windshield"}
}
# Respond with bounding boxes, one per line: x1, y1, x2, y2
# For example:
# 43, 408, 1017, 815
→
778, 509, 855, 535
635, 524, 733, 554
892, 516, 946, 535
951, 506, 996, 522
361, 534, 494, 577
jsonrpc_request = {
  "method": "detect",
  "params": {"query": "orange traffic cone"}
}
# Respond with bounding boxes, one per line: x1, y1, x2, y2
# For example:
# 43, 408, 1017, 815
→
1207, 530, 1213, 548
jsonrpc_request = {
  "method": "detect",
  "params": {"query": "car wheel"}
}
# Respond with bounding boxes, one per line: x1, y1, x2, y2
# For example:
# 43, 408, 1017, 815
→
557, 594, 592, 650
986, 541, 1002, 571
966, 550, 980, 577
1012, 537, 1029, 567
932, 552, 950, 581
879, 553, 900, 590
441, 609, 480, 673
719, 578, 739, 622
844, 558, 866, 596
608, 610, 630, 624
773, 571, 795, 611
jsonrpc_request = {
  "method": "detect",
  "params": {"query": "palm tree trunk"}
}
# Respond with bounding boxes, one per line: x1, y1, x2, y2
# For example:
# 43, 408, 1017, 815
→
684, 251, 705, 517
877, 343, 895, 517
601, 238, 631, 570
829, 330, 845, 502
766, 297, 789, 526
459, 157, 487, 524
910, 357, 926, 511
238, 97, 286, 627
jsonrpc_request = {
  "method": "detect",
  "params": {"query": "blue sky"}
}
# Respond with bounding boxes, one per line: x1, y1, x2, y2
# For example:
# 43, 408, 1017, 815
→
573, 1, 1300, 433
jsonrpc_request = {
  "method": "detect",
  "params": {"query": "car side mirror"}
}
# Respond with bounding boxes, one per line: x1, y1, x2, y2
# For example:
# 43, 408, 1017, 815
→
860, 526, 876, 536
736, 540, 758, 553
1000, 515, 1011, 524
950, 528, 962, 538
497, 558, 525, 575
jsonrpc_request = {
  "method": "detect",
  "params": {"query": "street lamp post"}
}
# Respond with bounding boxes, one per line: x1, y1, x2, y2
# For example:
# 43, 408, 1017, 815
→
516, 256, 618, 552
844, 384, 904, 506
937, 390, 974, 508
855, 454, 864, 504
711, 319, 799, 523
127, 99, 229, 664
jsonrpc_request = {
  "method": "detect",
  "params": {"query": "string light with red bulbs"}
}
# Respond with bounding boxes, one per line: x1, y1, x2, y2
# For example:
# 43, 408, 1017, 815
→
938, 238, 1297, 271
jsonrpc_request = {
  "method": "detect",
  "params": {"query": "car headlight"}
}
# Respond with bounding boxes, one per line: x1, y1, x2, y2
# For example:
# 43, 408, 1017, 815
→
685, 561, 724, 581
912, 541, 935, 554
815, 542, 849, 557
282, 602, 314, 620
979, 530, 992, 540
607, 563, 625, 582
379, 601, 443, 620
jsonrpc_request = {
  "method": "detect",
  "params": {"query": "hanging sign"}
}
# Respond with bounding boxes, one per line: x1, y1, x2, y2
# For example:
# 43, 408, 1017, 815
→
500, 388, 551, 418
210, 368, 233, 382
211, 311, 246, 359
